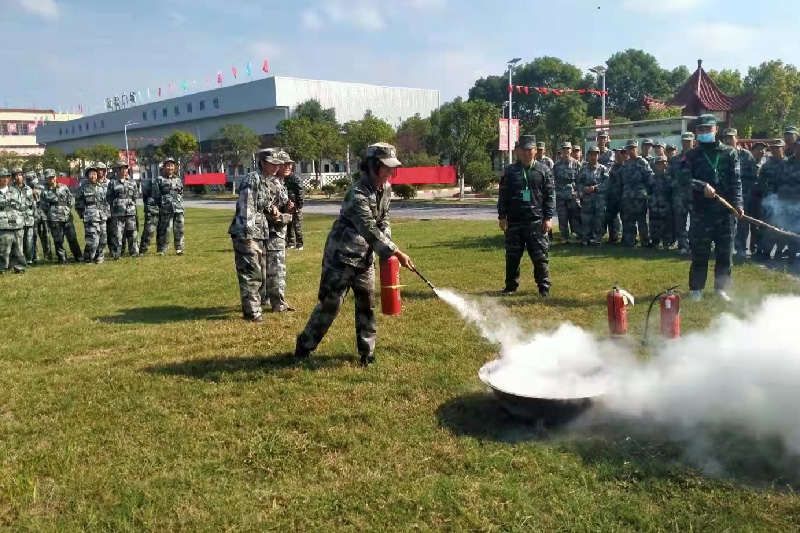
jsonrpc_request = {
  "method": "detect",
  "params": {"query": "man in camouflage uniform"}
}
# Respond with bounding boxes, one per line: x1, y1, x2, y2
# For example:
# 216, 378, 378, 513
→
228, 149, 277, 322
283, 153, 305, 251
597, 133, 614, 167
498, 135, 556, 296
777, 137, 800, 262
28, 171, 51, 262
107, 160, 140, 259
75, 165, 108, 264
721, 128, 758, 262
648, 156, 673, 248
153, 157, 185, 255
39, 169, 82, 263
577, 146, 609, 245
552, 142, 582, 243
535, 141, 554, 170
571, 146, 584, 166
0, 169, 26, 274
263, 150, 295, 312
295, 143, 415, 366
621, 140, 654, 246
604, 148, 625, 244
12, 169, 36, 265
653, 141, 667, 160
641, 139, 656, 169
670, 132, 695, 255
784, 126, 798, 159
139, 167, 161, 254
684, 115, 743, 302
748, 142, 767, 256
755, 139, 788, 260
666, 145, 677, 160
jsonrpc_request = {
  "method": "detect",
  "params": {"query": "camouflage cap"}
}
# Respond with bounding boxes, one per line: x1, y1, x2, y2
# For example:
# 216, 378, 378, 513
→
560, 142, 572, 149
571, 146, 582, 151
626, 140, 638, 148
24, 170, 37, 179
44, 169, 57, 178
85, 164, 98, 175
770, 139, 786, 147
278, 151, 295, 164
162, 156, 176, 164
536, 141, 546, 149
751, 142, 767, 149
722, 128, 738, 138
517, 135, 536, 149
696, 114, 717, 127
257, 148, 281, 164
597, 132, 610, 139
681, 132, 696, 141
655, 155, 668, 163
784, 126, 799, 135
642, 138, 654, 145
115, 159, 129, 168
11, 167, 23, 175
666, 144, 677, 151
366, 142, 402, 167
653, 141, 666, 148
587, 146, 600, 153
96, 162, 107, 170
0, 168, 10, 177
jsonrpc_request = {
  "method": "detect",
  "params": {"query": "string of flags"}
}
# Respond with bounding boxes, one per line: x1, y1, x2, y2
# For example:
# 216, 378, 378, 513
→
509, 84, 609, 96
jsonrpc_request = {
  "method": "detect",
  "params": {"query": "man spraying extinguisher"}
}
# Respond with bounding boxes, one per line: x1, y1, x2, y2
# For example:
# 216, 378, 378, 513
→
295, 143, 414, 367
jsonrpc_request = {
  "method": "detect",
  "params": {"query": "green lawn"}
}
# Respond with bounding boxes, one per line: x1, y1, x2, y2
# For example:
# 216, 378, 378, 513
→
1, 208, 799, 532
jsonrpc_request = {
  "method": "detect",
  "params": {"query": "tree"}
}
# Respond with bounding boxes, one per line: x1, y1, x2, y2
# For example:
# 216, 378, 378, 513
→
665, 65, 691, 95
544, 94, 588, 150
0, 151, 24, 170
277, 118, 344, 177
464, 156, 496, 193
396, 114, 434, 157
402, 151, 440, 167
87, 144, 120, 168
708, 69, 744, 95
342, 110, 396, 163
293, 99, 338, 127
738, 61, 800, 138
428, 98, 498, 195
41, 147, 69, 173
209, 124, 259, 173
160, 131, 199, 173
605, 49, 673, 120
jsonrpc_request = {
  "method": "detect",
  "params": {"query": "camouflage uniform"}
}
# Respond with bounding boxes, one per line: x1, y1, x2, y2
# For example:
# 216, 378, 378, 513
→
285, 172, 305, 249
264, 171, 294, 311
297, 143, 402, 363
139, 173, 160, 253
39, 171, 82, 263
642, 140, 656, 170
576, 161, 609, 245
75, 174, 109, 263
14, 174, 37, 264
605, 157, 623, 243
228, 169, 273, 320
771, 153, 800, 260
153, 169, 185, 254
732, 146, 758, 259
552, 154, 582, 242
669, 150, 692, 253
535, 155, 554, 170
684, 120, 742, 292
30, 173, 52, 261
107, 173, 140, 258
648, 160, 674, 247
598, 148, 614, 168
757, 150, 787, 258
620, 147, 654, 246
0, 172, 27, 274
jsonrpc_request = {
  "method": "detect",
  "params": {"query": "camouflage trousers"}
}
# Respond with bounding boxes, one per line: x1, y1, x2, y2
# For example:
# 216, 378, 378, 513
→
265, 249, 288, 311
286, 211, 304, 248
157, 211, 185, 253
604, 197, 622, 243
504, 222, 550, 292
232, 237, 267, 320
106, 218, 115, 255
672, 194, 690, 251
22, 225, 36, 264
139, 210, 159, 253
83, 220, 107, 263
689, 212, 735, 291
556, 196, 581, 242
297, 258, 377, 358
110, 216, 139, 258
621, 198, 649, 246
580, 195, 606, 244
649, 204, 674, 246
36, 219, 52, 261
0, 229, 26, 273
48, 220, 82, 263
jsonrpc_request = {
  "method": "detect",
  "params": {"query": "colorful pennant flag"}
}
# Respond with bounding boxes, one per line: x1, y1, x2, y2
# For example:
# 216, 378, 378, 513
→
262, 60, 269, 73
181, 80, 188, 92
507, 84, 608, 97
232, 66, 238, 79
217, 71, 223, 84
147, 88, 151, 100
158, 87, 162, 97
168, 83, 173, 95
246, 61, 252, 77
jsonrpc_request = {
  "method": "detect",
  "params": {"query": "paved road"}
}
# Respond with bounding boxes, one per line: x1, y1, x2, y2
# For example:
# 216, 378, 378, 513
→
183, 199, 497, 220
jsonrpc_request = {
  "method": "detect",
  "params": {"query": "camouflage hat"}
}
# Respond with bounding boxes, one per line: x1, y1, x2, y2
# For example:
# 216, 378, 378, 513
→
784, 126, 799, 135
278, 151, 295, 164
666, 144, 677, 151
751, 142, 767, 150
597, 132, 610, 139
115, 160, 129, 168
654, 155, 668, 163
642, 138, 654, 145
24, 170, 37, 179
626, 139, 639, 148
44, 169, 57, 178
653, 141, 666, 148
722, 128, 738, 138
11, 167, 23, 175
96, 162, 107, 170
257, 148, 281, 164
681, 132, 696, 141
587, 146, 600, 153
162, 156, 176, 165
366, 142, 402, 167
85, 164, 98, 175
0, 168, 10, 177
517, 135, 536, 150
560, 142, 573, 149
696, 114, 717, 127
571, 146, 582, 151
536, 141, 546, 149
770, 139, 786, 147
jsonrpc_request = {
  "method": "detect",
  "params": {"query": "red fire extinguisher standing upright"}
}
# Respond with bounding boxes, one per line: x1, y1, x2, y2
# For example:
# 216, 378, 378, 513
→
380, 256, 402, 316
607, 285, 634, 336
660, 288, 681, 339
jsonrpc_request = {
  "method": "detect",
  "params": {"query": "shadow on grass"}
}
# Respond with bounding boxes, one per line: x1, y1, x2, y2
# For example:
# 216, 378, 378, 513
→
438, 393, 800, 489
99, 306, 231, 324
144, 353, 354, 382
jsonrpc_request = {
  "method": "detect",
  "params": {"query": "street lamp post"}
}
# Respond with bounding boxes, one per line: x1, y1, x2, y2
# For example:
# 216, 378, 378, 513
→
589, 65, 607, 125
124, 120, 138, 166
507, 58, 522, 165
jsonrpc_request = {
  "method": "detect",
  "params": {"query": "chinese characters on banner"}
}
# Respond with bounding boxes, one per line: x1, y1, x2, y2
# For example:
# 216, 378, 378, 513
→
594, 118, 610, 132
7, 123, 17, 134
498, 119, 520, 151
118, 149, 138, 168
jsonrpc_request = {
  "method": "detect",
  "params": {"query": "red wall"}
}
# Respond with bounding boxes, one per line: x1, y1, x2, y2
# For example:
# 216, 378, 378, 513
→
390, 166, 456, 185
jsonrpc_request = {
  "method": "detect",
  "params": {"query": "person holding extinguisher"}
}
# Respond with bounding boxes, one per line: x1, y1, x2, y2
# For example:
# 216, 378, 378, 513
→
294, 142, 414, 367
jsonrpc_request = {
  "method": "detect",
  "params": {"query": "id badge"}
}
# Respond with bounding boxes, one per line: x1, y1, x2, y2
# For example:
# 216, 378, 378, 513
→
522, 190, 531, 202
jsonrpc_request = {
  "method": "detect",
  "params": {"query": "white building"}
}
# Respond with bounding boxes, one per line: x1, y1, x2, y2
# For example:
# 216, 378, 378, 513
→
1, 109, 82, 156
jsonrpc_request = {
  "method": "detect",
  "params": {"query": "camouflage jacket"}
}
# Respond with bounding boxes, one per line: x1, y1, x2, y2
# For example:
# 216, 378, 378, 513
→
759, 157, 786, 197
535, 156, 554, 170
323, 174, 396, 269
775, 157, 800, 200
498, 160, 555, 224
552, 158, 582, 200
152, 175, 184, 214
737, 148, 758, 198
107, 178, 139, 217
648, 171, 672, 215
97, 179, 111, 219
228, 171, 273, 241
141, 176, 160, 214
576, 163, 610, 200
284, 174, 305, 209
621, 156, 654, 200
264, 175, 293, 250
0, 186, 25, 230
39, 184, 75, 223
598, 149, 614, 168
75, 182, 109, 222
643, 154, 656, 170
668, 152, 692, 201
13, 184, 36, 226
606, 163, 624, 200
684, 141, 742, 214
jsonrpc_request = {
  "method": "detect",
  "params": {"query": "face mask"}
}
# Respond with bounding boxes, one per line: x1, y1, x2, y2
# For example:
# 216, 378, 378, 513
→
697, 132, 716, 143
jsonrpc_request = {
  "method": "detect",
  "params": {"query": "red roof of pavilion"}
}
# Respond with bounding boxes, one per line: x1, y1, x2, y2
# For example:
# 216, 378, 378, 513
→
669, 60, 753, 112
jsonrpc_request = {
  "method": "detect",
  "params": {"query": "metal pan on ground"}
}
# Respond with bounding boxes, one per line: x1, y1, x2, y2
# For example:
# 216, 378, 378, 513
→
478, 360, 607, 426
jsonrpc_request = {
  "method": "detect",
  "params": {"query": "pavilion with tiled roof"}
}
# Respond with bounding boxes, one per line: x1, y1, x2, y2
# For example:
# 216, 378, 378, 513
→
669, 60, 754, 127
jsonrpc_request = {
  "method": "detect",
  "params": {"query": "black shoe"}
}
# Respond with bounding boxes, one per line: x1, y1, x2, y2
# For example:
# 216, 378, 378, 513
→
539, 288, 550, 298
501, 288, 516, 296
294, 339, 311, 361
360, 354, 376, 367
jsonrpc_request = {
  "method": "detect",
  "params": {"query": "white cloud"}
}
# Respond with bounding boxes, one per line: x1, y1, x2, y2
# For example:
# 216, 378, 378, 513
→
14, 0, 59, 19
621, 0, 706, 14
685, 22, 759, 54
249, 40, 282, 60
300, 0, 445, 32
301, 9, 323, 30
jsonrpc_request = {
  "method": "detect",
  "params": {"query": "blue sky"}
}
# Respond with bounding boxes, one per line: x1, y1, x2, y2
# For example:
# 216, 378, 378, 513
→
1, 0, 798, 114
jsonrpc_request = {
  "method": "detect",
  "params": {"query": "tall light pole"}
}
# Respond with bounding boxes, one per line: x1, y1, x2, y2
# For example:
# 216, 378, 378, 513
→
589, 65, 607, 126
507, 57, 522, 165
124, 120, 138, 166
502, 101, 509, 119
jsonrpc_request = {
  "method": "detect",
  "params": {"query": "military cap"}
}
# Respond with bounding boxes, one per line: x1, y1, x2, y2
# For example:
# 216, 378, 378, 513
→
115, 159, 129, 168
653, 141, 666, 148
162, 156, 176, 164
24, 170, 37, 179
611, 147, 621, 152
666, 144, 677, 151
751, 142, 767, 149
44, 169, 56, 178
626, 139, 639, 147
596, 132, 610, 139
642, 138, 654, 145
770, 139, 786, 147
536, 141, 546, 149
95, 162, 107, 170
784, 126, 799, 135
257, 148, 281, 164
587, 146, 600, 153
654, 155, 668, 163
696, 114, 717, 127
722, 128, 738, 138
571, 146, 582, 151
11, 167, 23, 175
85, 164, 98, 175
681, 132, 696, 141
366, 142, 402, 167
0, 168, 10, 177
517, 135, 536, 150
560, 142, 573, 149
278, 151, 295, 164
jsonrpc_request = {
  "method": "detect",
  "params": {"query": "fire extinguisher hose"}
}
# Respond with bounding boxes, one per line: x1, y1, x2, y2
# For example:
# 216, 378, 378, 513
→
411, 267, 437, 293
642, 286, 679, 347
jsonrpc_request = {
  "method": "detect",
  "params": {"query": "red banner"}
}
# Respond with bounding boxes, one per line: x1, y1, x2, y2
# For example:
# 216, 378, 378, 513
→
391, 166, 456, 185
184, 172, 227, 185
499, 119, 520, 151
57, 177, 78, 187
509, 85, 608, 96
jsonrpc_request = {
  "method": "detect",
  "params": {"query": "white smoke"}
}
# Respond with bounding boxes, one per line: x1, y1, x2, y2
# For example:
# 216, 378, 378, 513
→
437, 289, 800, 464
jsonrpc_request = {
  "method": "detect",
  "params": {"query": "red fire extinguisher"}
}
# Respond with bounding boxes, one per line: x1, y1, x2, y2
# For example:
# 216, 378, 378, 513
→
607, 284, 634, 336
380, 255, 402, 316
643, 286, 681, 345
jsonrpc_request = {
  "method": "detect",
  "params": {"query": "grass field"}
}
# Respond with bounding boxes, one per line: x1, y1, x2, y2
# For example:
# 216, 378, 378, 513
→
2, 208, 800, 532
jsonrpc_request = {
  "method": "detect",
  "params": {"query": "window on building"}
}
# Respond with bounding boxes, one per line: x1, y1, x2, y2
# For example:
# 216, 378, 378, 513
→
187, 102, 193, 113
86, 122, 90, 131
78, 124, 82, 132
152, 110, 157, 120
213, 98, 219, 109
174, 105, 180, 116
101, 120, 105, 128
59, 127, 62, 135
162, 108, 168, 118
93, 121, 97, 130
199, 100, 205, 111
72, 125, 75, 134
143, 112, 147, 121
